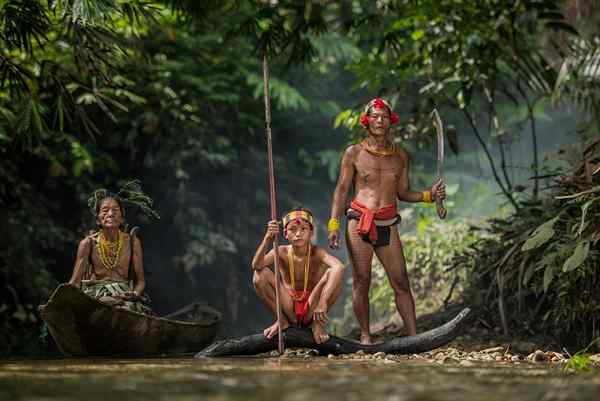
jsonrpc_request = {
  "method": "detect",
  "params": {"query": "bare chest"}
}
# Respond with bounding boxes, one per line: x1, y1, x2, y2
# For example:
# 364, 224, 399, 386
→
354, 151, 403, 185
281, 253, 324, 291
90, 238, 132, 280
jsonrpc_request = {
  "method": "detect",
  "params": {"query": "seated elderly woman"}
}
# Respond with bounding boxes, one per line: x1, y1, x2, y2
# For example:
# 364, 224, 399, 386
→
68, 181, 159, 314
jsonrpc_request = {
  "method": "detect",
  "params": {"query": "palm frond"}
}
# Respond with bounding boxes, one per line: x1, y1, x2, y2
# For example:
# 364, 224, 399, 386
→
0, 55, 32, 96
0, 0, 50, 53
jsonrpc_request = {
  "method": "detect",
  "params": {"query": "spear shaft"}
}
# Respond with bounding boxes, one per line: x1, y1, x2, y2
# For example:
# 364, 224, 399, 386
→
262, 53, 284, 355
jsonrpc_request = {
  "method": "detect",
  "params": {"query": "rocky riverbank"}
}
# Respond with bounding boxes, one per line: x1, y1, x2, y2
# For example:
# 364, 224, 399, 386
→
273, 305, 600, 371
273, 346, 600, 371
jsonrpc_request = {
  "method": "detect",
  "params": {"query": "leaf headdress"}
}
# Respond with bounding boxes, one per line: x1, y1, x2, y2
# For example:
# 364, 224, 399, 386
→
87, 180, 160, 220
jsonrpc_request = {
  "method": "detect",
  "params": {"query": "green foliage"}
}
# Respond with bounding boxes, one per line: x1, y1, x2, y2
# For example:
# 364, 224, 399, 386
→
311, 1, 600, 348
3, 0, 600, 356
563, 338, 600, 373
521, 216, 558, 251
246, 73, 310, 111
462, 147, 600, 347
552, 36, 600, 139
0, 0, 357, 354
363, 219, 490, 323
331, 0, 582, 210
563, 353, 593, 373
87, 180, 160, 220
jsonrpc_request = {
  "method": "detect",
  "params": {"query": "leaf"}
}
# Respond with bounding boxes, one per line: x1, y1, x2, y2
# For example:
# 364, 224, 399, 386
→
497, 242, 520, 269
334, 109, 353, 129
257, 18, 272, 31
437, 182, 456, 198
543, 263, 554, 293
562, 241, 589, 272
552, 60, 569, 105
417, 215, 433, 236
545, 20, 579, 36
521, 216, 559, 251
0, 125, 8, 142
114, 89, 146, 105
578, 197, 599, 237
555, 186, 600, 200
411, 30, 424, 41
70, 139, 94, 176
456, 90, 466, 109
57, 95, 64, 132
30, 101, 44, 135
522, 263, 536, 285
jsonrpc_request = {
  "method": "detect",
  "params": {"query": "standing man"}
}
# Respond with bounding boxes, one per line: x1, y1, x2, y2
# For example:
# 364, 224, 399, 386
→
328, 98, 445, 344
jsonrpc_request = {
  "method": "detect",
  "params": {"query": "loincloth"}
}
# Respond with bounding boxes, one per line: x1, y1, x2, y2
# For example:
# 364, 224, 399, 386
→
82, 279, 152, 314
346, 200, 400, 248
289, 290, 312, 327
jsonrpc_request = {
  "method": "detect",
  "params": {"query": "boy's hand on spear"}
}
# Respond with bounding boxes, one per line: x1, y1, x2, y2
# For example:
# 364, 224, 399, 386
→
265, 220, 280, 240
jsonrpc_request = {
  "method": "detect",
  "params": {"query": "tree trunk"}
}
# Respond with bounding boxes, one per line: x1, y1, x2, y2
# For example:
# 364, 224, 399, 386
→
196, 307, 471, 357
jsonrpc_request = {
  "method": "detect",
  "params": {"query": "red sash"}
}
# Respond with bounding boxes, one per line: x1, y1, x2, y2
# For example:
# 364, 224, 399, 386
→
289, 290, 311, 326
350, 199, 397, 242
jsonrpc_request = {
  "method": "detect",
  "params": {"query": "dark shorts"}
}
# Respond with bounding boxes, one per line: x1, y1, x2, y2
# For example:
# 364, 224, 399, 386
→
346, 209, 400, 248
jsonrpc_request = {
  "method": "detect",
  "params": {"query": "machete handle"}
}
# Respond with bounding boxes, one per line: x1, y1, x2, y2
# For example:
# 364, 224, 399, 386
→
436, 197, 447, 219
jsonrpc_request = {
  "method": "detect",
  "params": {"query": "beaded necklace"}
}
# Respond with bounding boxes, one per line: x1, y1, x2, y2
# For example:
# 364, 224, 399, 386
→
361, 139, 396, 157
96, 231, 124, 270
287, 244, 311, 300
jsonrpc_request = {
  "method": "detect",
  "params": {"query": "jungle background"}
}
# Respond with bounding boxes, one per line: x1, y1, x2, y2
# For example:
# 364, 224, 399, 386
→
1, 0, 599, 356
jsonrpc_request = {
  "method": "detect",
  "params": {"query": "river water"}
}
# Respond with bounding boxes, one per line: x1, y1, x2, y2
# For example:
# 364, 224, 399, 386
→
1, 357, 599, 401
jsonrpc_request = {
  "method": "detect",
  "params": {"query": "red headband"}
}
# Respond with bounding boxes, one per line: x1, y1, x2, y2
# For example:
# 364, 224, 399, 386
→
359, 97, 400, 127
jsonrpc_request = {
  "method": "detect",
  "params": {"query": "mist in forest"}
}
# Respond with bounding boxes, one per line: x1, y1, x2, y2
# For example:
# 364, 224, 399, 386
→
137, 74, 582, 338
4, 0, 600, 358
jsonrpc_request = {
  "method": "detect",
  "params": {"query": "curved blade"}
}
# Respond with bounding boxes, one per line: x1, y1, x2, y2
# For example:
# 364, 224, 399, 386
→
431, 109, 447, 219
431, 109, 444, 179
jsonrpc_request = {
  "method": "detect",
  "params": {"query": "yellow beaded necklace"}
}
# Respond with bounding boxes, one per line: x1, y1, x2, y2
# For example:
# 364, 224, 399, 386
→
96, 231, 124, 270
361, 139, 396, 157
287, 244, 311, 301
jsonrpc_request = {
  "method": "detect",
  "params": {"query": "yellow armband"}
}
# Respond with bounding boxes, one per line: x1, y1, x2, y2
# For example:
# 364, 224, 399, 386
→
327, 217, 340, 232
422, 191, 433, 203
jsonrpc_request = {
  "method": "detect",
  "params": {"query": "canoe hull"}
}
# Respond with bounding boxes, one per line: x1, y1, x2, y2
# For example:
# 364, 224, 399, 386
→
39, 284, 220, 357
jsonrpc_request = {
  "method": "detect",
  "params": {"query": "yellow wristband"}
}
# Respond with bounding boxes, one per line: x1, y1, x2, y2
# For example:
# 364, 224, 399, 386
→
327, 217, 340, 232
422, 191, 433, 203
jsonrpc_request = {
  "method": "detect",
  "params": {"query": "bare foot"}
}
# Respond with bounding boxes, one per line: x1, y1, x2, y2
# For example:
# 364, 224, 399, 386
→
311, 321, 330, 344
263, 320, 290, 339
360, 333, 373, 345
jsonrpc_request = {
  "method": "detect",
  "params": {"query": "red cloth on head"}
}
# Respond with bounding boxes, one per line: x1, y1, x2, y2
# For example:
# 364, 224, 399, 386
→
359, 113, 369, 127
289, 290, 311, 327
373, 98, 387, 109
350, 199, 397, 243
361, 98, 400, 127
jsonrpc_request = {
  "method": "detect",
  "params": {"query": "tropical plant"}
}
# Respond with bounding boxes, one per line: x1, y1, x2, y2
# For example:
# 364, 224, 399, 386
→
462, 141, 600, 349
0, 0, 361, 354
339, 216, 490, 334
334, 0, 576, 209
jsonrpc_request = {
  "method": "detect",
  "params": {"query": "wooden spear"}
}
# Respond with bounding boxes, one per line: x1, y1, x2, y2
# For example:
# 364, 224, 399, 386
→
262, 53, 284, 355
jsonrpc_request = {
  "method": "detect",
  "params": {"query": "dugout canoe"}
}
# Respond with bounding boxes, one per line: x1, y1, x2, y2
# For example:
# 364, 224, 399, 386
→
39, 283, 221, 357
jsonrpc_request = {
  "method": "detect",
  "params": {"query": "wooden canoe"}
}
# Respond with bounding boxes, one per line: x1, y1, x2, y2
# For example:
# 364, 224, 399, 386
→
39, 283, 221, 357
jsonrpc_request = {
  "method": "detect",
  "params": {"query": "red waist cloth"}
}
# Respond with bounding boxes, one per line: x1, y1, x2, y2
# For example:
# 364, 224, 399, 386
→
289, 290, 311, 327
350, 199, 397, 242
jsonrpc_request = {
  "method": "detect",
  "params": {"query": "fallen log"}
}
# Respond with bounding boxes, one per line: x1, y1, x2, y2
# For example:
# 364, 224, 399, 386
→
196, 307, 470, 358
